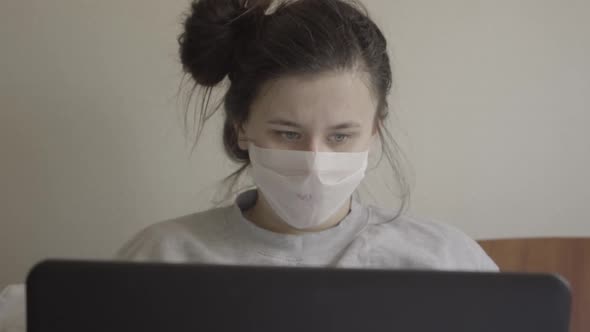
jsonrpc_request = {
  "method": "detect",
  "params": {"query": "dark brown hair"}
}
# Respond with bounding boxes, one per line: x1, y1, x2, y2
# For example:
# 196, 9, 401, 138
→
178, 0, 409, 217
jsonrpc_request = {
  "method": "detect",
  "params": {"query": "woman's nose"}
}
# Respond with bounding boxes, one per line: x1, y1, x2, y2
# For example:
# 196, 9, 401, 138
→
302, 137, 324, 152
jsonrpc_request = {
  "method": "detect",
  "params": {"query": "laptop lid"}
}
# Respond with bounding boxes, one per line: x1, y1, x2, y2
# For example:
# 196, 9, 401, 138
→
26, 260, 571, 332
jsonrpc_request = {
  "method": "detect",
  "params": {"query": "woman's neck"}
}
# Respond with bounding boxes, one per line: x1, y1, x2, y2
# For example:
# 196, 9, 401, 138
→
243, 190, 352, 235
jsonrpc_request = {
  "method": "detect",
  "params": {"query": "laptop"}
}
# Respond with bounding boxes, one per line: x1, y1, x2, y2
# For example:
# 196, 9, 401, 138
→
26, 260, 571, 332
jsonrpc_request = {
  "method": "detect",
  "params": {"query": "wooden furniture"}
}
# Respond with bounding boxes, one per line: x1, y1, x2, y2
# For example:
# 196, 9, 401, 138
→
478, 238, 590, 332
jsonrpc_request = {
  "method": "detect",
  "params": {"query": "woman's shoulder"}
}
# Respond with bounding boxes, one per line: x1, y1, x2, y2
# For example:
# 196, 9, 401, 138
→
0, 284, 26, 332
366, 204, 475, 243
362, 204, 499, 271
115, 205, 233, 261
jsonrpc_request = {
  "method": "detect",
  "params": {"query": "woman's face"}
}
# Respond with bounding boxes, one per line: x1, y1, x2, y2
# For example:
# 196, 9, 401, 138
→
238, 70, 378, 153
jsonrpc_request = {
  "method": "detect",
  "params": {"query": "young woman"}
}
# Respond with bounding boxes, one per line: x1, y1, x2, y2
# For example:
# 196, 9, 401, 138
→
117, 0, 497, 271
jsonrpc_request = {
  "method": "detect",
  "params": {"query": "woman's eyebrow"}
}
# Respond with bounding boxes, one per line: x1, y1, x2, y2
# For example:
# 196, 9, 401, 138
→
267, 119, 362, 130
328, 122, 361, 130
267, 119, 301, 128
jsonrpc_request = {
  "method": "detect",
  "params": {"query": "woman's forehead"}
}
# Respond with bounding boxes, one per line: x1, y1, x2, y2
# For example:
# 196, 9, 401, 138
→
250, 71, 377, 126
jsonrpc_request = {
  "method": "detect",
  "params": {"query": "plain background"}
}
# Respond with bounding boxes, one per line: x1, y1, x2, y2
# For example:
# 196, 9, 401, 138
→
1, 0, 589, 288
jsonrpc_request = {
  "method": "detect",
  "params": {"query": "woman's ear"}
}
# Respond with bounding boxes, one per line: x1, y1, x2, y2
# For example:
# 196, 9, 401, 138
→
372, 116, 380, 136
370, 123, 380, 151
236, 123, 249, 151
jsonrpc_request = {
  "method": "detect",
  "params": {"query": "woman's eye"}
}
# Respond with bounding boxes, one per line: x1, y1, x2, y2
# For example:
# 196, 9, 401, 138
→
277, 131, 301, 141
329, 134, 350, 143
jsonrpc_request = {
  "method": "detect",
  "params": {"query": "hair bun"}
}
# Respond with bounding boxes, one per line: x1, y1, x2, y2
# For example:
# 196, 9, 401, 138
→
178, 0, 269, 86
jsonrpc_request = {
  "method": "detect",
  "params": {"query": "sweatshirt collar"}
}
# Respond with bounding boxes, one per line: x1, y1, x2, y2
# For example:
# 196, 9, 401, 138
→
225, 189, 369, 260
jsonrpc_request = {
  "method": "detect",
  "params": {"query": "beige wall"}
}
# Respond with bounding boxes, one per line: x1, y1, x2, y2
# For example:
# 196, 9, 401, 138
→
1, 0, 589, 288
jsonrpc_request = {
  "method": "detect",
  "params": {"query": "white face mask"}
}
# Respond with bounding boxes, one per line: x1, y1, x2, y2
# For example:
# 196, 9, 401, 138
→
247, 143, 369, 229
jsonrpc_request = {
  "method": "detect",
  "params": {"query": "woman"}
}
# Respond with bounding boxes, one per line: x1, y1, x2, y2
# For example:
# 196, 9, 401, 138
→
116, 0, 497, 271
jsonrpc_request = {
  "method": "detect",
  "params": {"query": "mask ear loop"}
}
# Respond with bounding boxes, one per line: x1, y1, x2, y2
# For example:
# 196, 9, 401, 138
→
238, 137, 256, 150
347, 151, 371, 240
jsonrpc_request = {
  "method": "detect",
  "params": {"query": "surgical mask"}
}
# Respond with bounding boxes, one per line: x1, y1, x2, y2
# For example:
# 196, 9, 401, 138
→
247, 142, 368, 229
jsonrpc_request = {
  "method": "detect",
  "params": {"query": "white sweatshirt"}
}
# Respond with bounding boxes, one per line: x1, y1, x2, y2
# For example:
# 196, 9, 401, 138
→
116, 189, 498, 271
